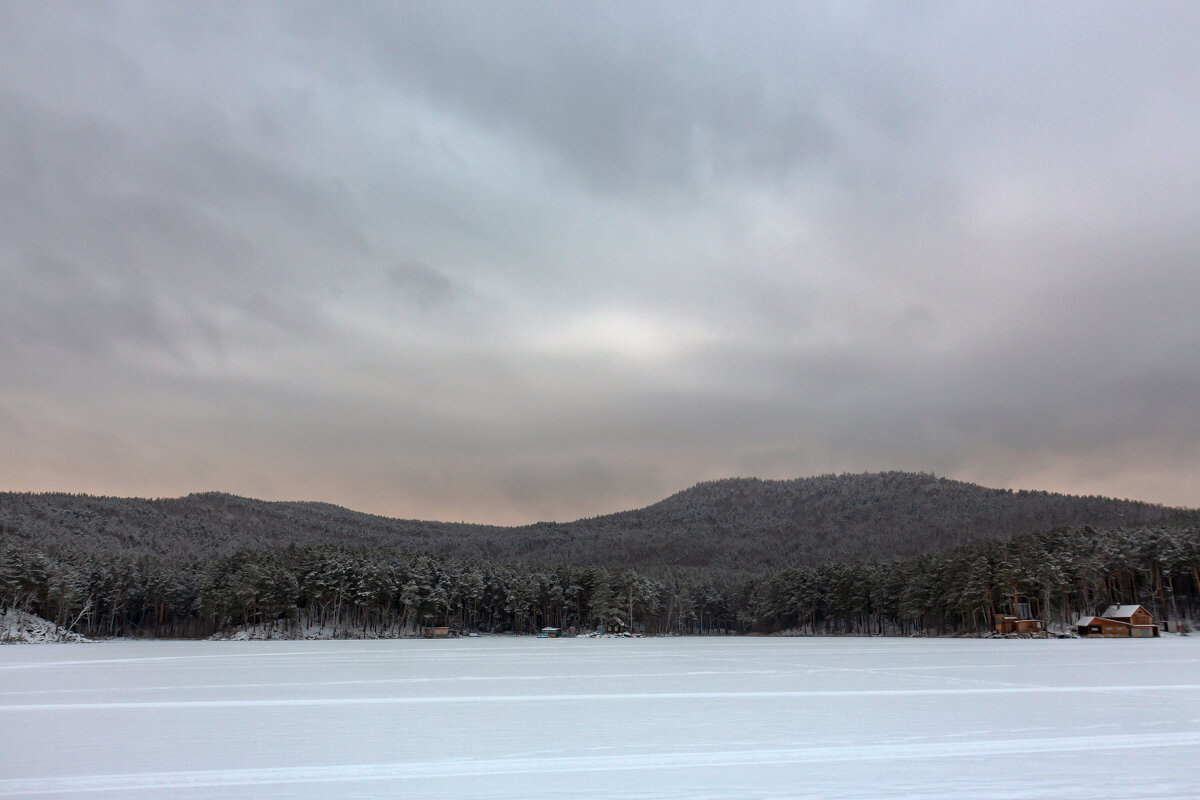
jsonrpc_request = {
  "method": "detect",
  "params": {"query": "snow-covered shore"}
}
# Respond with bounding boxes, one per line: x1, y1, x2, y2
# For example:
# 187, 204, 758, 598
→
0, 608, 91, 644
210, 620, 413, 641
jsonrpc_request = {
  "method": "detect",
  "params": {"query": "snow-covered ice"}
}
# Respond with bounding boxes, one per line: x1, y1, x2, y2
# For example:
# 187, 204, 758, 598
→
2, 636, 1198, 798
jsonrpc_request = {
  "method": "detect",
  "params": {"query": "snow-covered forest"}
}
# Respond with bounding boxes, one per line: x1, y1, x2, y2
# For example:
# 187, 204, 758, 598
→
0, 473, 1183, 569
3, 474, 1197, 639
3, 502, 1196, 639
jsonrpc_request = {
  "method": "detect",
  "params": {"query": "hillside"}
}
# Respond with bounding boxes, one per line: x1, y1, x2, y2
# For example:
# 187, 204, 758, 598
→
2, 472, 1192, 572
558, 472, 1187, 567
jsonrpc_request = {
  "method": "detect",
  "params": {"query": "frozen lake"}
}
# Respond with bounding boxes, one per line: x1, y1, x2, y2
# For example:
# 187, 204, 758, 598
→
2, 636, 1198, 799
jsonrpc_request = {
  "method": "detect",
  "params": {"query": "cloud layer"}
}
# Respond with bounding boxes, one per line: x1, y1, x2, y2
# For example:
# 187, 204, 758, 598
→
2, 2, 1198, 522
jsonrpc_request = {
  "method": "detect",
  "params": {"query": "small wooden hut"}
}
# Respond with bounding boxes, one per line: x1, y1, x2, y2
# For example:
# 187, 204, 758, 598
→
993, 613, 1045, 635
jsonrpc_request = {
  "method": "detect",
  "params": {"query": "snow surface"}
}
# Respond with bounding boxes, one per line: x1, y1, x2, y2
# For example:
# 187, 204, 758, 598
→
2, 636, 1198, 798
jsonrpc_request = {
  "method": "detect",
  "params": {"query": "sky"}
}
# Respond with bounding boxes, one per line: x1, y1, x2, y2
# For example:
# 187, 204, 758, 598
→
2, 2, 1199, 524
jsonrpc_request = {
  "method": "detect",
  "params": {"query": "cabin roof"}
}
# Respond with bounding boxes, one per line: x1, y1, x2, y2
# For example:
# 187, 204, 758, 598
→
1076, 616, 1131, 625
1102, 605, 1148, 618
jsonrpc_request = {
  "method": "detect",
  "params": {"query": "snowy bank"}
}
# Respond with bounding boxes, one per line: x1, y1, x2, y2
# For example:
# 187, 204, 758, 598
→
210, 620, 416, 641
0, 608, 91, 644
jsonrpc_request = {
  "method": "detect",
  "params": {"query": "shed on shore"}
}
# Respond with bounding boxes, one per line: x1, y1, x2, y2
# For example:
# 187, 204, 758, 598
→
993, 614, 1045, 635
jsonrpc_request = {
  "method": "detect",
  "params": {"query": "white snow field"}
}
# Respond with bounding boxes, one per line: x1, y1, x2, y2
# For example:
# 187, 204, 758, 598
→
2, 637, 1198, 799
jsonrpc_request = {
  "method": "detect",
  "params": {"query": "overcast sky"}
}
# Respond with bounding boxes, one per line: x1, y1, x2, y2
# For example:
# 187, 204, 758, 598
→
2, 2, 1198, 523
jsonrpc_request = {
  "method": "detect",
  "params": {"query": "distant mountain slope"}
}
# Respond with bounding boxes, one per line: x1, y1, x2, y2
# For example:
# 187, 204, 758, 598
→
1, 472, 1194, 572
0, 490, 501, 559
557, 472, 1189, 567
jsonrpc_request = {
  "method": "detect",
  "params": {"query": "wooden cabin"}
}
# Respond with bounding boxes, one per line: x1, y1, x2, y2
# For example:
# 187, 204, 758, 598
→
1076, 605, 1159, 638
1101, 605, 1159, 637
537, 627, 561, 638
1075, 616, 1131, 637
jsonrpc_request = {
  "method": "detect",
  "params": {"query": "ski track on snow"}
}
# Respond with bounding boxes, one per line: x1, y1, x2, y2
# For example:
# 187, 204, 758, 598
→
2, 732, 1198, 796
3, 683, 1198, 712
0, 669, 785, 697
0, 643, 990, 671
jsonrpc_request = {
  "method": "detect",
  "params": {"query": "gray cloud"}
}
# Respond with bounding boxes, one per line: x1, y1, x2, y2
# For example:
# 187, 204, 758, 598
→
387, 260, 464, 308
2, 252, 183, 358
1, 1, 1198, 521
307, 3, 843, 194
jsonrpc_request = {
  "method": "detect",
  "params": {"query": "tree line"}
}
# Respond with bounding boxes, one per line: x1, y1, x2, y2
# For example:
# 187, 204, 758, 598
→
3, 523, 1196, 639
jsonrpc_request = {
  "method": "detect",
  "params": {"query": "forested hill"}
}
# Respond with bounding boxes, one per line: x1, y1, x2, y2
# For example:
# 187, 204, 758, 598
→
2, 472, 1192, 572
562, 472, 1189, 566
